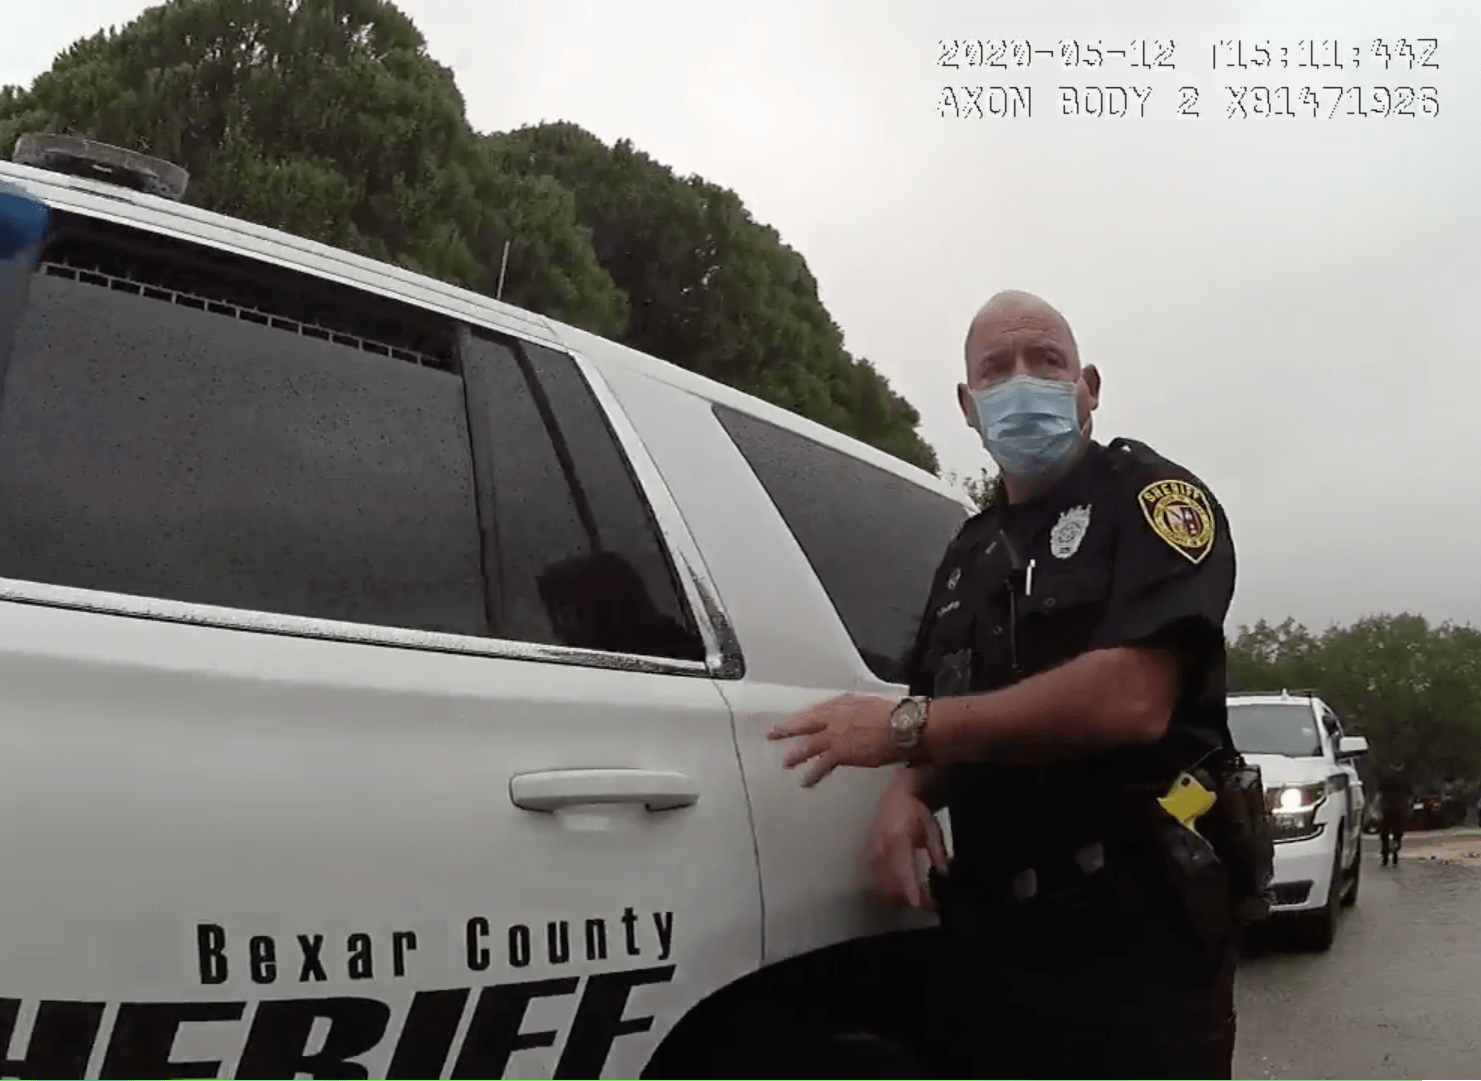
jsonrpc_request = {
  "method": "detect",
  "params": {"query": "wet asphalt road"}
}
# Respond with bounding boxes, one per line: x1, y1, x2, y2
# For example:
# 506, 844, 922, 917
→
1233, 831, 1481, 1080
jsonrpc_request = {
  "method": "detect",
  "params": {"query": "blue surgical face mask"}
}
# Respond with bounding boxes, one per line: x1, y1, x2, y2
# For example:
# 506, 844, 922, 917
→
969, 374, 1086, 481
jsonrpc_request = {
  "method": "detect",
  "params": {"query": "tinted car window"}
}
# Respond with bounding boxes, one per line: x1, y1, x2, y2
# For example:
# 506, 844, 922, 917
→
461, 332, 705, 661
715, 404, 970, 682
0, 214, 706, 663
0, 259, 488, 637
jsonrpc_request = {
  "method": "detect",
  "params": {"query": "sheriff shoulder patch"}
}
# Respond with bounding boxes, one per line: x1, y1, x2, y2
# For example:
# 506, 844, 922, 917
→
1137, 478, 1216, 563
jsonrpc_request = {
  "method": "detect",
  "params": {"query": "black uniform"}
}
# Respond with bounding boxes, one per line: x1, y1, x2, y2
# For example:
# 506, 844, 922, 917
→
1376, 773, 1411, 865
906, 437, 1239, 1079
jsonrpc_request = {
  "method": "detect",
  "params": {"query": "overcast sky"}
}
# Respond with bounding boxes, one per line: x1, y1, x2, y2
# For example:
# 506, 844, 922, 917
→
4, 0, 1477, 636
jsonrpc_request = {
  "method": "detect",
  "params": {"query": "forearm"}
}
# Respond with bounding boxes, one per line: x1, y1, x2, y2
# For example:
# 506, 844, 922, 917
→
923, 646, 1176, 767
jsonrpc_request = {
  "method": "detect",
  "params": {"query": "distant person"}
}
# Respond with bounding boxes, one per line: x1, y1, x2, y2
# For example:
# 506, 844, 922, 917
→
1377, 764, 1411, 866
769, 290, 1273, 1078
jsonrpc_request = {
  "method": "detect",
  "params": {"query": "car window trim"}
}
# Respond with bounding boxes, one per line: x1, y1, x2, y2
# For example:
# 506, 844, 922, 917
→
566, 351, 745, 680
0, 576, 716, 676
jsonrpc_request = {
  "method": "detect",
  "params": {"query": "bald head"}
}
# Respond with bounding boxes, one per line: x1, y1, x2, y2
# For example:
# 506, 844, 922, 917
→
965, 290, 1080, 377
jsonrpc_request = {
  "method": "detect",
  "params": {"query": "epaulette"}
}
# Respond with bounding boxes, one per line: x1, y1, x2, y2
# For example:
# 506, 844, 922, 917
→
1105, 437, 1159, 473
1105, 437, 1207, 487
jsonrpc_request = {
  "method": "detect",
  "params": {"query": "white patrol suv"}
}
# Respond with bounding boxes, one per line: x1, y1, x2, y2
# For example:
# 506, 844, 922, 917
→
1226, 690, 1369, 950
0, 138, 972, 1078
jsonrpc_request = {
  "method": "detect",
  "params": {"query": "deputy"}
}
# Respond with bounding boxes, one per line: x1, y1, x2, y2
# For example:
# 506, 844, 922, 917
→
769, 290, 1257, 1078
1376, 762, 1411, 867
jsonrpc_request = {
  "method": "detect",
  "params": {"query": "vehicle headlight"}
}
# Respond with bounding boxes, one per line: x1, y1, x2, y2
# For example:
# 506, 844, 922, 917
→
1271, 782, 1328, 814
1267, 782, 1328, 842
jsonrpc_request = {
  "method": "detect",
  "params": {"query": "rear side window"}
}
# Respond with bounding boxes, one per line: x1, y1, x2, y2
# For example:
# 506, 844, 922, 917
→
715, 405, 969, 682
461, 332, 705, 661
0, 212, 704, 663
0, 232, 487, 637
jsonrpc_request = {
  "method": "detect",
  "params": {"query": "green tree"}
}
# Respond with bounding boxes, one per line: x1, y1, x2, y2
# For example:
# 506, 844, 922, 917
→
945, 464, 1000, 511
489, 122, 938, 472
0, 0, 627, 335
1226, 617, 1326, 693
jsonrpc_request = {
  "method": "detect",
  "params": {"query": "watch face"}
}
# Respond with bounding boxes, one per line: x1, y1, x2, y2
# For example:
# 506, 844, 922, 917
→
892, 701, 923, 744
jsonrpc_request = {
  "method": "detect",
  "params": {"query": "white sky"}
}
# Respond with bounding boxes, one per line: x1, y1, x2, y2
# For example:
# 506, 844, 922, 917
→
4, 0, 1478, 636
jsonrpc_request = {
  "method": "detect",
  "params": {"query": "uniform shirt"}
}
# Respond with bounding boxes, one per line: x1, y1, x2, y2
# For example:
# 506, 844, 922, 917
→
1376, 777, 1412, 816
904, 438, 1237, 870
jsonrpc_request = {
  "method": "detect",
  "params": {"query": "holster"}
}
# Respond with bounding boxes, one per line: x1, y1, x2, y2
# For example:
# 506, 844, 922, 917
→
1198, 755, 1276, 925
1148, 805, 1233, 947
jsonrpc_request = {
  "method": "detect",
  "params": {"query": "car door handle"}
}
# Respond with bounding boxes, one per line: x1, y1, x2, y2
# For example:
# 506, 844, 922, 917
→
509, 769, 700, 813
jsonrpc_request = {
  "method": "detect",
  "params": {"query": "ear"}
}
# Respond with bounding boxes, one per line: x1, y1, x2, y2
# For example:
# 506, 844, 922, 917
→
1082, 364, 1101, 411
957, 382, 976, 428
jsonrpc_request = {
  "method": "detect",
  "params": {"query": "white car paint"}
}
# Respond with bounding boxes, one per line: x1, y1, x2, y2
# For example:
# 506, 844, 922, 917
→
585, 359, 944, 964
1228, 693, 1367, 919
0, 155, 971, 1077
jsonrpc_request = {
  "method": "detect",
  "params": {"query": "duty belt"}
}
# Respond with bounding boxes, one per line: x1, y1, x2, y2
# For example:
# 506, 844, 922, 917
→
932, 838, 1145, 950
968, 841, 1108, 903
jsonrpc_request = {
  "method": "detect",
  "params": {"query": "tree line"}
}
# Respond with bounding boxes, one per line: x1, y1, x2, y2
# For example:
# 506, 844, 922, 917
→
1228, 615, 1481, 789
0, 0, 937, 472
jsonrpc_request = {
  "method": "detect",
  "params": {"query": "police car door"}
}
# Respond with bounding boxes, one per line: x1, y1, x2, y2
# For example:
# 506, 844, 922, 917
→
0, 227, 759, 1080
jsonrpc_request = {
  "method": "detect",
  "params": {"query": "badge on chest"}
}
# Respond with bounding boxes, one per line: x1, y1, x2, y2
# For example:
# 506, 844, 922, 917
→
1048, 503, 1092, 560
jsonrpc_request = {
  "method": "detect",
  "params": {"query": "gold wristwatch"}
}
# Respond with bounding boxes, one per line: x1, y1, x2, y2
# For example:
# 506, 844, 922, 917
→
889, 696, 931, 765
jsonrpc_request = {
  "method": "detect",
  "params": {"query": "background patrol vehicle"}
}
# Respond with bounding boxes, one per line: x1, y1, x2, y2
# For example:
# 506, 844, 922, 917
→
1227, 689, 1369, 951
0, 135, 972, 1078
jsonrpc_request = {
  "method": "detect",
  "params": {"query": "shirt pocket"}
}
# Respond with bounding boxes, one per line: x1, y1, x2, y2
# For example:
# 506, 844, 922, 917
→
1016, 567, 1112, 670
1020, 567, 1111, 618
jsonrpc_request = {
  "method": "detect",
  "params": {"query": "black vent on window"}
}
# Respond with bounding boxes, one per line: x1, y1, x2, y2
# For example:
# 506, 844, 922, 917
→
40, 210, 455, 371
